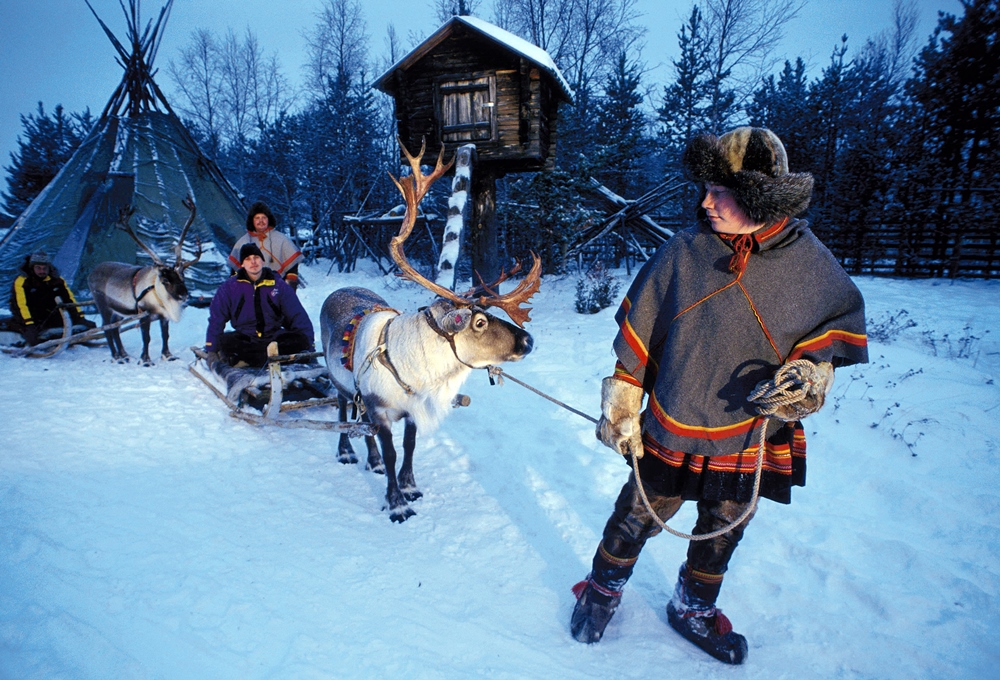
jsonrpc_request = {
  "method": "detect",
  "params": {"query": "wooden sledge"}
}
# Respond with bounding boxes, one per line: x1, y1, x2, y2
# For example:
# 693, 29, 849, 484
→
188, 343, 377, 435
0, 299, 136, 359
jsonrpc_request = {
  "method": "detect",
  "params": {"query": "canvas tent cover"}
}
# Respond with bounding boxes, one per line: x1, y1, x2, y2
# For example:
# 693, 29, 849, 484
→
0, 112, 246, 296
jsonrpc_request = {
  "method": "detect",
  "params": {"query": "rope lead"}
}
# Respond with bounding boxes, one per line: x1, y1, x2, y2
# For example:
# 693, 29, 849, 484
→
489, 360, 817, 541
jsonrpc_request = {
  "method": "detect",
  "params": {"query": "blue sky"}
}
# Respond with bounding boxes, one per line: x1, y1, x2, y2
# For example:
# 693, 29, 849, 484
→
0, 0, 960, 199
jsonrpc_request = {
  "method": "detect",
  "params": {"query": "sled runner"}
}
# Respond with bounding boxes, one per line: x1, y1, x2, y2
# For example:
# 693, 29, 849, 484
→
188, 344, 377, 435
0, 300, 137, 359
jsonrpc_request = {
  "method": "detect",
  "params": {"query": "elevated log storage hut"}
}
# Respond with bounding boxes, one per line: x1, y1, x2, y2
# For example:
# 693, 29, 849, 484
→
0, 0, 246, 297
374, 15, 573, 283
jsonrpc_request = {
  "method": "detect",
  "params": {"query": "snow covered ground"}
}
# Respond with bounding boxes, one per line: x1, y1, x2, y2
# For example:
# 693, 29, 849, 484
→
1, 262, 998, 679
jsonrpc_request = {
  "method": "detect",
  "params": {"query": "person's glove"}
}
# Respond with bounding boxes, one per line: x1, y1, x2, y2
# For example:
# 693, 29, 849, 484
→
22, 324, 40, 346
595, 377, 645, 458
204, 350, 221, 367
749, 360, 835, 422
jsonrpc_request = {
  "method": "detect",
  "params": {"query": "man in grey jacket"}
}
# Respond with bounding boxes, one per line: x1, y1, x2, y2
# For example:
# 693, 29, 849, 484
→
570, 127, 868, 664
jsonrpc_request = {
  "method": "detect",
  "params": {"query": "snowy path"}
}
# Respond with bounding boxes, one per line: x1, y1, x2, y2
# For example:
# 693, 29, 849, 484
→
1, 266, 998, 678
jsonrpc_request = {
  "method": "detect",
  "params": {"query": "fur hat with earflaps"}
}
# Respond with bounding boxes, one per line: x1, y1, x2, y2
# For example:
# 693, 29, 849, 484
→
246, 201, 276, 231
682, 127, 814, 225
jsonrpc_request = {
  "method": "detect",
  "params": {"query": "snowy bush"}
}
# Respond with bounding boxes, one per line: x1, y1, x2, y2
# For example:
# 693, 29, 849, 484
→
575, 263, 621, 314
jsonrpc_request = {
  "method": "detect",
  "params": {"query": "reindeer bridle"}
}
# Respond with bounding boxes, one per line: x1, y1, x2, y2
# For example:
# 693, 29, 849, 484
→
388, 139, 542, 328
421, 306, 482, 371
132, 269, 156, 310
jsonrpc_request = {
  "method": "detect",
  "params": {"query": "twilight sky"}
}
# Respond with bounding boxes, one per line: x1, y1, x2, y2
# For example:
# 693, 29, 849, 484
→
0, 0, 961, 204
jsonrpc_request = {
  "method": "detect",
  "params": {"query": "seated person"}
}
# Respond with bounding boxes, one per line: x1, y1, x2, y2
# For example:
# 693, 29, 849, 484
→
228, 201, 303, 289
9, 250, 95, 345
205, 243, 314, 368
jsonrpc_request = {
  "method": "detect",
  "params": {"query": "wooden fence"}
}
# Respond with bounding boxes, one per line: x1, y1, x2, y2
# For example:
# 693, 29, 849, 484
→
814, 222, 1000, 279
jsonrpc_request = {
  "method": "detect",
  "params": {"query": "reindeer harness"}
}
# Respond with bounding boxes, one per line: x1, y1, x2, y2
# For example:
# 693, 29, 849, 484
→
346, 307, 417, 403
131, 268, 155, 312
350, 304, 482, 402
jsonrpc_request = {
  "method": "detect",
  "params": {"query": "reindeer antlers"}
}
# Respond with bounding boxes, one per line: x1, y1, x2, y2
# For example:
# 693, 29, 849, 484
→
116, 205, 164, 266
467, 255, 543, 327
387, 139, 542, 328
116, 197, 203, 272
176, 195, 202, 272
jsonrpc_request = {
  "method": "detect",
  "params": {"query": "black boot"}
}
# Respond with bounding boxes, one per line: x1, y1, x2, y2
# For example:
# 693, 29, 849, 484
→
570, 541, 638, 644
570, 577, 622, 643
666, 564, 748, 665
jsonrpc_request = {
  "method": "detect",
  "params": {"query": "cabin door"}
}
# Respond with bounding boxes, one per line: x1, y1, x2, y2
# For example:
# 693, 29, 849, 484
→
437, 75, 496, 143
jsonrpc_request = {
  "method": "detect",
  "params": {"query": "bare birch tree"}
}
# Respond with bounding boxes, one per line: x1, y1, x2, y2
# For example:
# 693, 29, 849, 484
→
698, 0, 803, 131
168, 27, 291, 152
304, 0, 370, 96
167, 29, 224, 156
492, 0, 642, 90
432, 0, 485, 22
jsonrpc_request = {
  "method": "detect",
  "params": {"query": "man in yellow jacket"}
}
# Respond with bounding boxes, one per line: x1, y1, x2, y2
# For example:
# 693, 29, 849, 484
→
9, 250, 94, 345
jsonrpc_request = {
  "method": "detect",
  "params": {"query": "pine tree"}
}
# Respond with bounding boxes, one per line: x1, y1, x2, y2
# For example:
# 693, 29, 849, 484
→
244, 113, 301, 237
594, 52, 648, 197
803, 37, 852, 223
2, 103, 92, 217
658, 6, 713, 161
555, 81, 600, 175
902, 0, 1000, 231
746, 58, 810, 172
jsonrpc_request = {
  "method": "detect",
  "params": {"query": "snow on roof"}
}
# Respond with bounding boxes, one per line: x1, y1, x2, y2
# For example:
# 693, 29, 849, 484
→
374, 15, 574, 104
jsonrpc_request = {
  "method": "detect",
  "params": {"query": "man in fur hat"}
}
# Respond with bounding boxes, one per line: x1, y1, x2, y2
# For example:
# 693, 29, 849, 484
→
569, 128, 868, 664
8, 250, 95, 345
228, 201, 303, 289
206, 243, 314, 368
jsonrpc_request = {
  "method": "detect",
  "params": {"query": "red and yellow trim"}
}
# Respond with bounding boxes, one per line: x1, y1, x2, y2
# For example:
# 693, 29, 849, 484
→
619, 316, 650, 367
687, 566, 724, 585
598, 543, 637, 567
613, 361, 642, 387
276, 251, 300, 276
643, 425, 805, 477
755, 218, 789, 244
649, 392, 760, 442
787, 330, 868, 361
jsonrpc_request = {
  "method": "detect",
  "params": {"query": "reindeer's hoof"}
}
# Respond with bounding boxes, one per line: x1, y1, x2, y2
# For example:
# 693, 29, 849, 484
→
367, 460, 386, 475
337, 452, 359, 464
389, 505, 416, 523
402, 488, 423, 502
140, 360, 154, 367
164, 354, 178, 362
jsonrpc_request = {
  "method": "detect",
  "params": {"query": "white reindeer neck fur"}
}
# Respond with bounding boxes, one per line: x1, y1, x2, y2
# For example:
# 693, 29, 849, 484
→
355, 309, 472, 432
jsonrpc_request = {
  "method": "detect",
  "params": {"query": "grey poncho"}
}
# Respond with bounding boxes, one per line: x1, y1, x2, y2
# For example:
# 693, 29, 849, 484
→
614, 218, 868, 458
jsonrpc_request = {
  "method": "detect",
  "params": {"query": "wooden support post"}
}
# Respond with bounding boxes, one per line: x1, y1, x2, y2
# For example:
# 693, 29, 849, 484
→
264, 341, 282, 420
470, 165, 501, 284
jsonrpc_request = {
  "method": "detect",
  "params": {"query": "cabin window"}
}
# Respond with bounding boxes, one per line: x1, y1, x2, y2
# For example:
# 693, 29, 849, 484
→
436, 74, 497, 143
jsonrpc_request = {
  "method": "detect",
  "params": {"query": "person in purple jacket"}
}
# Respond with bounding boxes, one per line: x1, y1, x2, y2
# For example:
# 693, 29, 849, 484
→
204, 243, 314, 368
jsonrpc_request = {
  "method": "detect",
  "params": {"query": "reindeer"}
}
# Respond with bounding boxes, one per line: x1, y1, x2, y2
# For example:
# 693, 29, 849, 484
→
320, 142, 540, 522
88, 198, 201, 365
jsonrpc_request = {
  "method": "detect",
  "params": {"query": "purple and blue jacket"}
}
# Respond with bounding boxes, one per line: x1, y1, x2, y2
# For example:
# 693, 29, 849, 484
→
205, 268, 314, 350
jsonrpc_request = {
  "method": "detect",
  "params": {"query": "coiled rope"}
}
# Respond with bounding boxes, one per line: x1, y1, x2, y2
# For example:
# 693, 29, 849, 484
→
488, 358, 820, 541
